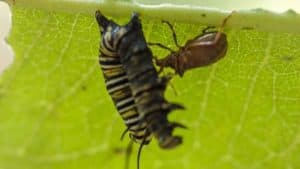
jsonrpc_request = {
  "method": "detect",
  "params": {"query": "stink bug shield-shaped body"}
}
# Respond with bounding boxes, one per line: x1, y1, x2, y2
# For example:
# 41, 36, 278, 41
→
153, 12, 233, 76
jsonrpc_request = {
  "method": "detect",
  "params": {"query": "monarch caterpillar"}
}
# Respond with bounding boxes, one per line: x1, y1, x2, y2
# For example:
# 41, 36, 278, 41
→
95, 10, 186, 169
150, 12, 233, 76
95, 11, 151, 168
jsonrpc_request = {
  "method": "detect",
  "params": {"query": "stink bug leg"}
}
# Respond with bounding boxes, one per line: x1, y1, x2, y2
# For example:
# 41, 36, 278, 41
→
161, 20, 182, 48
152, 56, 164, 74
148, 42, 175, 52
189, 11, 233, 47
212, 11, 234, 44
201, 26, 216, 34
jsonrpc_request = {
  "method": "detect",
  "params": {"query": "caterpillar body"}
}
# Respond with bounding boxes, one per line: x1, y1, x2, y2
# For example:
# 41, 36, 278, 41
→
95, 11, 151, 145
95, 11, 186, 169
115, 13, 186, 149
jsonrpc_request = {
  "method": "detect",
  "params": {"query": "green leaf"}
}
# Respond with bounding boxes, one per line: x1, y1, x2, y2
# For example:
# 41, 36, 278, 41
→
1, 1, 300, 169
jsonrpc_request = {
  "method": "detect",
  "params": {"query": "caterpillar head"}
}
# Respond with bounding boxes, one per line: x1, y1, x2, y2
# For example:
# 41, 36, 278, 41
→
95, 10, 142, 52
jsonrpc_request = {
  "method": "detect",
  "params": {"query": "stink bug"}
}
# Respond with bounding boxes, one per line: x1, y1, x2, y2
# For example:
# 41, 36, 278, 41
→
150, 12, 233, 76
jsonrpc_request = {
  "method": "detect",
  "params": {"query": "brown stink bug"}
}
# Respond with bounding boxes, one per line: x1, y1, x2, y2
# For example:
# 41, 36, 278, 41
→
150, 12, 233, 76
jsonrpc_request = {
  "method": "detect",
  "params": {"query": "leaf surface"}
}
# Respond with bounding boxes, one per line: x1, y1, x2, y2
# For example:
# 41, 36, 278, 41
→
1, 2, 300, 169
